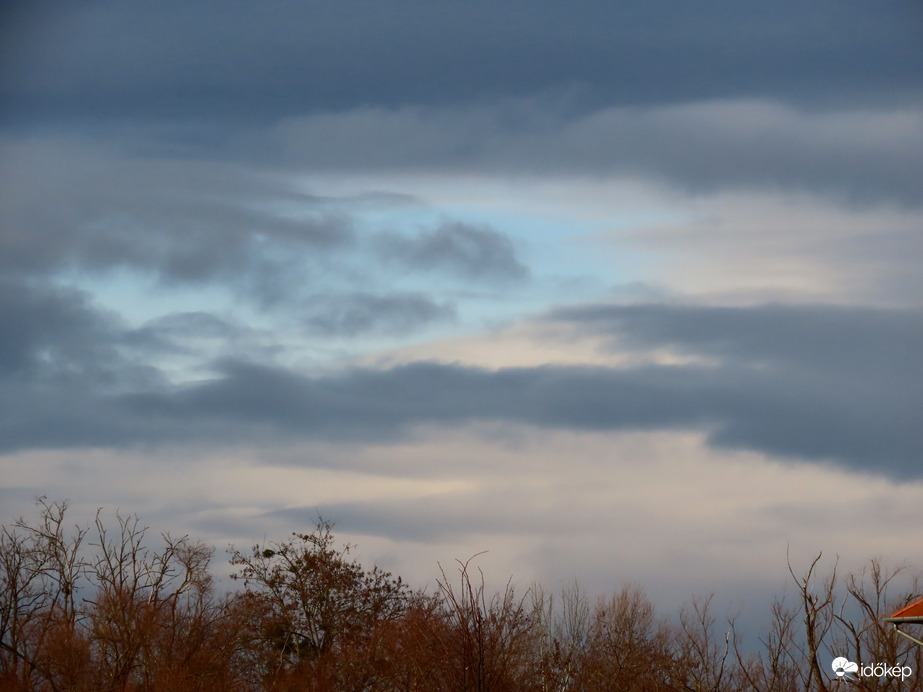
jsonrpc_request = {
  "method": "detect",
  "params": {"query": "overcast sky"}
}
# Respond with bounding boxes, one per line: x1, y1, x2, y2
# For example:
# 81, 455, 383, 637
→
2, 0, 922, 627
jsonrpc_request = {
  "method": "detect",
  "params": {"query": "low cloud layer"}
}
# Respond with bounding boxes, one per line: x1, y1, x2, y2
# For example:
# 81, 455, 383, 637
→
2, 289, 919, 478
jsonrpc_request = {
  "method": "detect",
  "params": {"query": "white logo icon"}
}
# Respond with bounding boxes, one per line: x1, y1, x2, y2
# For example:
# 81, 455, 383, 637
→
832, 657, 859, 678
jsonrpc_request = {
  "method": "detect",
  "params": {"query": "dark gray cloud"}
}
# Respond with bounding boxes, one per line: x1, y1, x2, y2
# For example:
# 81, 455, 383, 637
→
2, 302, 919, 478
0, 141, 354, 284
0, 279, 167, 450
550, 303, 922, 381
547, 302, 923, 471
0, 0, 920, 475
2, 1, 920, 210
0, 279, 160, 387
2, 0, 920, 128
376, 222, 528, 281
272, 102, 923, 207
301, 292, 456, 336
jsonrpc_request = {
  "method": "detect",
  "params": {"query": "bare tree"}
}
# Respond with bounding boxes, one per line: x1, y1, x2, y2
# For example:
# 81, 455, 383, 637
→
733, 595, 801, 692
833, 559, 923, 692
578, 584, 677, 691
677, 594, 735, 692
787, 550, 839, 692
531, 581, 590, 692
1, 500, 248, 692
434, 553, 536, 691
86, 508, 232, 690
228, 517, 410, 685
6, 500, 923, 692
0, 498, 90, 691
0, 520, 46, 685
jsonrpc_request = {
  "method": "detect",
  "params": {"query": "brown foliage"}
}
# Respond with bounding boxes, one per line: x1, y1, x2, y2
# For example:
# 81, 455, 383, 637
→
0, 500, 248, 691
228, 518, 411, 688
432, 553, 537, 690
3, 501, 923, 691
576, 585, 678, 690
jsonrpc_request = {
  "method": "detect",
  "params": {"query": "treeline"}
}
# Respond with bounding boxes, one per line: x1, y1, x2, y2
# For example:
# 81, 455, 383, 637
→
1, 499, 921, 691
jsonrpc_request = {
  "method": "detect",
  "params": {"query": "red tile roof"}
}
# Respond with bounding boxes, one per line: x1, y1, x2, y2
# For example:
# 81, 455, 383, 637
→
889, 597, 923, 620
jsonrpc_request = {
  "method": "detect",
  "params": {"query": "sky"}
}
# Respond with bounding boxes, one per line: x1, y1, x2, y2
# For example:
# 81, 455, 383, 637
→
1, 0, 922, 628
